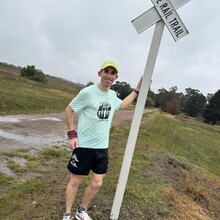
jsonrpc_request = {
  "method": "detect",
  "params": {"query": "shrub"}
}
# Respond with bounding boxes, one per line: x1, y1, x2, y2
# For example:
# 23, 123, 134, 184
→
20, 65, 47, 83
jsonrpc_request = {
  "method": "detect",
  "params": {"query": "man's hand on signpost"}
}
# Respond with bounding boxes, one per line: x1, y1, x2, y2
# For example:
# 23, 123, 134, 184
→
135, 76, 143, 92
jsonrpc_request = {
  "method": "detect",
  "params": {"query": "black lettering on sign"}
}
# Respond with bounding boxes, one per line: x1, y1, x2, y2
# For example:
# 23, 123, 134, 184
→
159, 3, 173, 20
156, 0, 163, 4
154, 0, 186, 39
162, 7, 170, 14
173, 26, 181, 32
170, 19, 179, 28
165, 10, 173, 19
169, 18, 184, 38
160, 3, 168, 10
176, 29, 184, 37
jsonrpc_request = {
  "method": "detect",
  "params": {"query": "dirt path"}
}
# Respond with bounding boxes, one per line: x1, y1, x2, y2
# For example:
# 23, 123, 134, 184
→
0, 109, 154, 153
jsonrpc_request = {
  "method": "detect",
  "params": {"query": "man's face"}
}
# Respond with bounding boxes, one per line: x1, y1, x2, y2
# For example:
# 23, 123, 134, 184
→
99, 67, 118, 88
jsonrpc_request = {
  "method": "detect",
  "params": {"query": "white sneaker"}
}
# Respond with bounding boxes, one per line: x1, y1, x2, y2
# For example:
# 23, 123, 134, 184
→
75, 210, 93, 220
62, 214, 72, 220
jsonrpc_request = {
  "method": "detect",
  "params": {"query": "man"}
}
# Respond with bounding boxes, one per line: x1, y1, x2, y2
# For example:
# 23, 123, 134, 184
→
63, 60, 142, 220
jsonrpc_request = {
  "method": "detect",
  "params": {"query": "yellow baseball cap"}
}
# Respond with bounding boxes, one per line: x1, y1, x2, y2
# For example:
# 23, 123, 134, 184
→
101, 60, 118, 73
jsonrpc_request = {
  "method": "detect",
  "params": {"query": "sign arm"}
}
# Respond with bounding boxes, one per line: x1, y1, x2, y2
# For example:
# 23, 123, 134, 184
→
132, 0, 190, 35
110, 20, 165, 220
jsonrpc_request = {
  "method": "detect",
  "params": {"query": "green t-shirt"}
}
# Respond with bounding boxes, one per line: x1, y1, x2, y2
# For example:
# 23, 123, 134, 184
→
69, 84, 122, 149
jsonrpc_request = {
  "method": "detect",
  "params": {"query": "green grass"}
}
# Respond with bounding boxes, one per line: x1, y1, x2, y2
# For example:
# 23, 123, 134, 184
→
106, 125, 169, 218
138, 111, 220, 177
0, 68, 79, 115
0, 112, 220, 219
2, 147, 70, 174
0, 147, 70, 219
0, 178, 51, 219
0, 173, 13, 187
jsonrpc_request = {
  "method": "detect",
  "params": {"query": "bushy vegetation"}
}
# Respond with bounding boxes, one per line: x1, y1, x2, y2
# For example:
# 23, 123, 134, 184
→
20, 65, 47, 83
110, 81, 219, 125
111, 81, 132, 100
203, 89, 220, 124
0, 63, 80, 115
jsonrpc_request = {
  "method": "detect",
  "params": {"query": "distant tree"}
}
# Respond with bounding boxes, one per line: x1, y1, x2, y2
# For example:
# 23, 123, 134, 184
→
206, 93, 214, 103
177, 92, 187, 112
86, 81, 94, 87
111, 81, 132, 100
163, 96, 180, 115
147, 89, 156, 107
183, 88, 206, 117
203, 89, 220, 124
156, 87, 168, 107
156, 87, 180, 115
20, 65, 47, 83
145, 97, 155, 107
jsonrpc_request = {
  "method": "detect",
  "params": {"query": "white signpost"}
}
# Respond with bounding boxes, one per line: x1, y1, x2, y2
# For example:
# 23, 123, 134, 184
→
110, 0, 190, 219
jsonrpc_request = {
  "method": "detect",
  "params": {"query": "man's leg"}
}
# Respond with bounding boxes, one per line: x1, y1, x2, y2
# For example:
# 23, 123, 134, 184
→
80, 172, 105, 209
65, 174, 82, 213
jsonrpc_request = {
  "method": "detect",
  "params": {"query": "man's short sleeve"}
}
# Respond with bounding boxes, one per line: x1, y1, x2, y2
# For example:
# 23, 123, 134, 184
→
69, 89, 88, 113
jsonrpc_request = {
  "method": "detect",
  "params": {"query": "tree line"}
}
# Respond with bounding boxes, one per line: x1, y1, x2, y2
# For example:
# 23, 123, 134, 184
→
109, 81, 220, 125
15, 64, 220, 125
2, 62, 219, 125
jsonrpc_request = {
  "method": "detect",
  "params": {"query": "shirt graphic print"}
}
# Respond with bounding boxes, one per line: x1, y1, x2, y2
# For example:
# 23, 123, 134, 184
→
97, 101, 111, 120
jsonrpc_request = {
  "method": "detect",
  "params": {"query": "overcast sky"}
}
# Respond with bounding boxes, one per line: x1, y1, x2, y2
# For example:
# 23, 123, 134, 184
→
0, 0, 219, 96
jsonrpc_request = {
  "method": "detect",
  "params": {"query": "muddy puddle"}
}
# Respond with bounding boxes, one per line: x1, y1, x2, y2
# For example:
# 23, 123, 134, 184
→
0, 113, 70, 176
0, 110, 141, 176
0, 113, 67, 151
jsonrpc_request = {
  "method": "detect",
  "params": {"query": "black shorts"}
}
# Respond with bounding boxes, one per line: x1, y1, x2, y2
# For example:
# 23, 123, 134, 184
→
67, 148, 108, 175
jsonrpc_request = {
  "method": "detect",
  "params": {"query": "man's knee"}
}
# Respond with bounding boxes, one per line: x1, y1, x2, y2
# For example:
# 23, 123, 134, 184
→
90, 179, 103, 191
69, 174, 81, 188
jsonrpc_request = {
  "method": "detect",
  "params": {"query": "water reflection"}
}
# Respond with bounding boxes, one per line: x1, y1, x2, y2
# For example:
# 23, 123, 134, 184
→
0, 115, 67, 152
0, 115, 62, 123
0, 116, 25, 123
0, 129, 66, 149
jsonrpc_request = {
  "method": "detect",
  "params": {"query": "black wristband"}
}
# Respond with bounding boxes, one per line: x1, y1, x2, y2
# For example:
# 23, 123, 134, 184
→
133, 89, 139, 95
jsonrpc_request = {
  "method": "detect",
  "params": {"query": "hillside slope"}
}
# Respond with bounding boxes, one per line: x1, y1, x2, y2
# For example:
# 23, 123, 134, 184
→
0, 63, 81, 115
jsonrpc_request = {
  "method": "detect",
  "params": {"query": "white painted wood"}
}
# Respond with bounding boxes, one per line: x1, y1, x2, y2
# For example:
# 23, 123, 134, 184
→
132, 0, 190, 34
151, 0, 189, 41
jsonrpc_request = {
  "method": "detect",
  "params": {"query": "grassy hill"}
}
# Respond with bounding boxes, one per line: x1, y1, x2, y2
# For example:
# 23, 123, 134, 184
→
0, 63, 81, 115
0, 64, 220, 219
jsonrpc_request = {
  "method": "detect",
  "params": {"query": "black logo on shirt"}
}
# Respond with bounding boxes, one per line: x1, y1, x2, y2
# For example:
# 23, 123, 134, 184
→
97, 101, 111, 120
